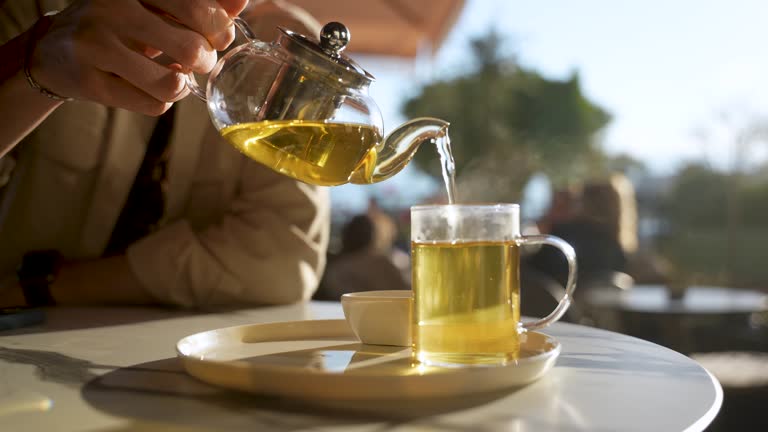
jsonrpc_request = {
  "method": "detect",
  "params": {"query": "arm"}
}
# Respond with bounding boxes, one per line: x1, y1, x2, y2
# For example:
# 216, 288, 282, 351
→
53, 255, 154, 305
0, 253, 154, 307
0, 0, 327, 309
0, 72, 61, 158
67, 1, 327, 308
0, 14, 64, 156
125, 163, 331, 307
0, 0, 248, 154
0, 161, 330, 309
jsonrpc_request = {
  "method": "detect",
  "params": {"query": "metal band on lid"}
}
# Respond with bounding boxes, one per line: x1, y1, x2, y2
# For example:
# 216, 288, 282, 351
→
276, 22, 375, 87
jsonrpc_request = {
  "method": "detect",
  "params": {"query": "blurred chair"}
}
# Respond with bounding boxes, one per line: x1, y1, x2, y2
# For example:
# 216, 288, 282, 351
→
520, 265, 598, 325
579, 270, 635, 292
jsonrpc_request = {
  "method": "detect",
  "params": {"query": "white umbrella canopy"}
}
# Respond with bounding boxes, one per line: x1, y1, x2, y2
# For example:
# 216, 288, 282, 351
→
244, 0, 466, 58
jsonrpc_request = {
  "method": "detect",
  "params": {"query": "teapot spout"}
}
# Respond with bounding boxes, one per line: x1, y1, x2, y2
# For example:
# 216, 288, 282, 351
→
350, 117, 450, 184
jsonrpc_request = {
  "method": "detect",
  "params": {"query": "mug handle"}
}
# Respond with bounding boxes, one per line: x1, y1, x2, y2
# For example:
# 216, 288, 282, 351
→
516, 235, 577, 331
185, 17, 258, 101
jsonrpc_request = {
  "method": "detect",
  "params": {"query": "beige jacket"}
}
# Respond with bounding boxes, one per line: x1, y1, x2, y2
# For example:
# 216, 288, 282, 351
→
0, 1, 331, 307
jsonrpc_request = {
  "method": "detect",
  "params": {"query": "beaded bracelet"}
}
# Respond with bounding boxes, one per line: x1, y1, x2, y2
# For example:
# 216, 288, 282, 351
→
23, 12, 74, 102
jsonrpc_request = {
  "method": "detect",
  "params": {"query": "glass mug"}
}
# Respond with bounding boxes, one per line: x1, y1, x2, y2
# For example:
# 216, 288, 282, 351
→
411, 204, 577, 366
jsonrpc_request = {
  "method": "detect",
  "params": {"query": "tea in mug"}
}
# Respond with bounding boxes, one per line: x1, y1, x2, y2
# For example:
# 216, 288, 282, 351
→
220, 120, 381, 186
411, 240, 521, 366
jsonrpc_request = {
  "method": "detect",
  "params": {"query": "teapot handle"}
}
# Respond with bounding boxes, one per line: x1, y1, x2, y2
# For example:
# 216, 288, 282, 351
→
185, 17, 258, 101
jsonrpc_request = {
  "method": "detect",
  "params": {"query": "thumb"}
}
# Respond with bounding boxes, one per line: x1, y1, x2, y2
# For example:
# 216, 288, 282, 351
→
217, 0, 249, 17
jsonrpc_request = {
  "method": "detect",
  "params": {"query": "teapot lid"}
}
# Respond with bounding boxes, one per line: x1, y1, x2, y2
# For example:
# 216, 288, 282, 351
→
277, 22, 375, 87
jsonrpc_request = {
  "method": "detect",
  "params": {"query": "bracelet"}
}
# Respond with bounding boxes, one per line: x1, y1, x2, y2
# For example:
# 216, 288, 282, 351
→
23, 12, 74, 102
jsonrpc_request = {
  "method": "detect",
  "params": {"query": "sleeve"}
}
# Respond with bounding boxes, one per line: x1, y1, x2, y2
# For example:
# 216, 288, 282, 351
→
125, 160, 331, 308
0, 3, 32, 44
0, 0, 72, 43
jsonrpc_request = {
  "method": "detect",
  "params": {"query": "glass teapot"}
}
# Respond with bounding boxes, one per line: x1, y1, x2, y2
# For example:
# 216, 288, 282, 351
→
186, 19, 449, 187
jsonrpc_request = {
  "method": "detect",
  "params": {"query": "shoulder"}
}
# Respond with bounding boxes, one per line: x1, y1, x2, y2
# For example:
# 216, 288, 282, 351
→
552, 220, 610, 238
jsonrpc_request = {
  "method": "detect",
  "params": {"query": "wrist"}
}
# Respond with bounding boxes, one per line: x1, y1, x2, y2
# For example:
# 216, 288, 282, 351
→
24, 12, 73, 102
10, 69, 63, 109
17, 250, 62, 307
0, 14, 67, 105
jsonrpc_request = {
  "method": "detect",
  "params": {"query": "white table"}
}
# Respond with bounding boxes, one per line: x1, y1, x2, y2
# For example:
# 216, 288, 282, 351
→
0, 302, 721, 431
585, 285, 768, 315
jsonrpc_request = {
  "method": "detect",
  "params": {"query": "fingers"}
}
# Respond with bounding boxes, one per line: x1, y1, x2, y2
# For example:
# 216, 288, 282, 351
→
92, 40, 190, 104
29, 0, 237, 115
123, 7, 218, 73
79, 27, 189, 107
82, 70, 174, 117
140, 0, 236, 51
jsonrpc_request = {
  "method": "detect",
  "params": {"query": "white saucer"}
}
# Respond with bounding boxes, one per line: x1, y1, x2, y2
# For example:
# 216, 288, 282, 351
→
176, 319, 560, 401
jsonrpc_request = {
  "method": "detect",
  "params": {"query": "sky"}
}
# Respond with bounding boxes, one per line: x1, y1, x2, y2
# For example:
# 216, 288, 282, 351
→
333, 0, 768, 213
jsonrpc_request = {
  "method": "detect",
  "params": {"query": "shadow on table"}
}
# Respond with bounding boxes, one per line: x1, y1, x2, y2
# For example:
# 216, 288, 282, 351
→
81, 357, 528, 431
0, 306, 255, 336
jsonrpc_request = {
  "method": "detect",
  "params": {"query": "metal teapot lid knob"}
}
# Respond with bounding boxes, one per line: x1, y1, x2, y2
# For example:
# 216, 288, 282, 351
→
319, 22, 350, 57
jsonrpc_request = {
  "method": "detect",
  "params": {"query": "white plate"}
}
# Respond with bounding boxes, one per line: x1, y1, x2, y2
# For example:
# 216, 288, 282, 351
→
176, 319, 560, 401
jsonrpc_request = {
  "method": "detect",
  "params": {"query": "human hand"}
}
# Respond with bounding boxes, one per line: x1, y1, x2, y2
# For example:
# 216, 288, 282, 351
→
26, 0, 248, 115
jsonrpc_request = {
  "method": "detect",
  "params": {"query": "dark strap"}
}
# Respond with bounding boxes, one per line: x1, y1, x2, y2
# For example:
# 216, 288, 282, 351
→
104, 105, 176, 255
17, 249, 61, 306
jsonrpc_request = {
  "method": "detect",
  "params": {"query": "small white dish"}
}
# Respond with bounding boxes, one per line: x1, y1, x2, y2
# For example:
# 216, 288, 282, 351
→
341, 290, 412, 346
176, 319, 561, 401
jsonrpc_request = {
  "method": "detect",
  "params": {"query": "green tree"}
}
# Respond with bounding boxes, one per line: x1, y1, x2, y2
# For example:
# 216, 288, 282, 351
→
402, 31, 610, 201
660, 163, 729, 229
741, 180, 768, 226
657, 161, 768, 286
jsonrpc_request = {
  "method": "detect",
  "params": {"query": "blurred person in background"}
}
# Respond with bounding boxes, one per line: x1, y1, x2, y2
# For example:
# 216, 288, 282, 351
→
318, 208, 410, 301
526, 173, 637, 296
0, 0, 330, 309
365, 199, 411, 282
535, 186, 580, 236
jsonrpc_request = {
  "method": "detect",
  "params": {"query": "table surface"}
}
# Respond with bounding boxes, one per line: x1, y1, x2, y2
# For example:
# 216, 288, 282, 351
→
0, 302, 721, 432
585, 284, 768, 314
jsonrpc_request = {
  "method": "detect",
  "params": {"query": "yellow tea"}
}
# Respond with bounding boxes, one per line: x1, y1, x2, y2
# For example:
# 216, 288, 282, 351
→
411, 240, 521, 365
220, 120, 381, 186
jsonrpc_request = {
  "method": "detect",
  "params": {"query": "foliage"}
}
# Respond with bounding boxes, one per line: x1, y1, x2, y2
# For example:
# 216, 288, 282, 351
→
660, 163, 729, 229
657, 161, 768, 286
741, 180, 768, 225
402, 31, 610, 202
660, 161, 768, 229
